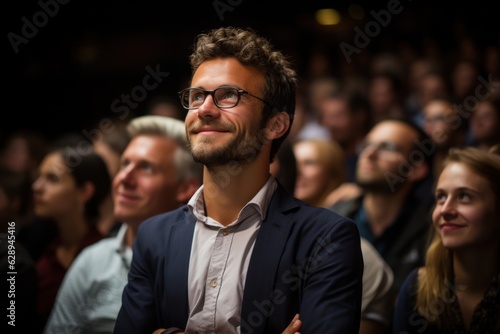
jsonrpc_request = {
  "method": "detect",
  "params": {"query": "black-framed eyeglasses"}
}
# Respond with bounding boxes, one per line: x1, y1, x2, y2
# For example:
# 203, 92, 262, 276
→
178, 86, 275, 110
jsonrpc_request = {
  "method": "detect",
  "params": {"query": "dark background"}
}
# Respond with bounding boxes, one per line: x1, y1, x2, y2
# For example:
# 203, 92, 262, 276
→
5, 0, 499, 141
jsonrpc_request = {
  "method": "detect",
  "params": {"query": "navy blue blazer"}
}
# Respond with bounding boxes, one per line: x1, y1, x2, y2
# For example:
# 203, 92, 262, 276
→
114, 183, 363, 334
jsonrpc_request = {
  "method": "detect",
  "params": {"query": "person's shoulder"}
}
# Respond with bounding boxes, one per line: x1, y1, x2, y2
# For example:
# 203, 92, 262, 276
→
400, 266, 422, 294
360, 237, 383, 263
327, 195, 362, 216
361, 237, 394, 293
71, 235, 118, 267
79, 235, 118, 254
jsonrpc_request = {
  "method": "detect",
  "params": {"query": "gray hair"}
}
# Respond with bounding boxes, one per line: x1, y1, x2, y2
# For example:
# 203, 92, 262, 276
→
126, 115, 202, 183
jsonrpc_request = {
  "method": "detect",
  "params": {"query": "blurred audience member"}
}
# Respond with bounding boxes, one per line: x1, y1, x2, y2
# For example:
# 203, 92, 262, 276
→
318, 91, 372, 182
422, 97, 469, 176
407, 70, 450, 128
404, 59, 443, 123
469, 97, 500, 151
33, 141, 111, 330
0, 130, 48, 178
44, 116, 203, 334
368, 72, 406, 123
450, 59, 480, 103
393, 147, 500, 333
293, 138, 346, 208
16, 133, 87, 262
290, 80, 332, 141
329, 118, 434, 295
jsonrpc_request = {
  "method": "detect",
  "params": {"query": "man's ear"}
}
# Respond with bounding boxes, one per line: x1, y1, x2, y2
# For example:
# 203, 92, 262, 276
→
265, 112, 290, 141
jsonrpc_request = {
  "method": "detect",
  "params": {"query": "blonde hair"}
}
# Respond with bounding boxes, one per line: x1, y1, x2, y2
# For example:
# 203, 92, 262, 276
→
126, 115, 202, 183
294, 138, 347, 206
127, 115, 187, 147
313, 139, 347, 191
416, 147, 500, 326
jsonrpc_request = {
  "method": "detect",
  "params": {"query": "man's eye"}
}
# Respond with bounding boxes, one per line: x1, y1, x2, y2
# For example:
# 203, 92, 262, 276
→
192, 91, 205, 102
219, 90, 237, 101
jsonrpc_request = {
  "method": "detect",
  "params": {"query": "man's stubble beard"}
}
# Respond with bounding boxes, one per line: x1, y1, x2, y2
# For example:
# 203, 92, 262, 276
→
356, 173, 400, 194
188, 118, 268, 168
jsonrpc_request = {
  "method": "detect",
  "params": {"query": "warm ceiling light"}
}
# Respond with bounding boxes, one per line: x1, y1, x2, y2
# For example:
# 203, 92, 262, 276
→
315, 8, 341, 26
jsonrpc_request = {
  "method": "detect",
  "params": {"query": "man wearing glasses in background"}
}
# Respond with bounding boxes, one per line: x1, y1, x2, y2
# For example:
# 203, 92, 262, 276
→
329, 118, 435, 305
114, 26, 363, 334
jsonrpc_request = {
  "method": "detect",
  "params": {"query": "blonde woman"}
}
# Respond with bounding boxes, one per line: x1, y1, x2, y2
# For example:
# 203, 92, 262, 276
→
293, 138, 347, 208
393, 147, 500, 333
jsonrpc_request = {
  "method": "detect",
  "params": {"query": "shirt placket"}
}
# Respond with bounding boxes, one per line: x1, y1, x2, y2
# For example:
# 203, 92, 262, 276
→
199, 227, 234, 333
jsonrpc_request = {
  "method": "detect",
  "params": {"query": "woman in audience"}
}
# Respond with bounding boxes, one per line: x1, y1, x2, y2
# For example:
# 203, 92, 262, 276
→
469, 97, 500, 151
32, 141, 111, 331
293, 138, 346, 208
421, 97, 469, 177
393, 147, 500, 333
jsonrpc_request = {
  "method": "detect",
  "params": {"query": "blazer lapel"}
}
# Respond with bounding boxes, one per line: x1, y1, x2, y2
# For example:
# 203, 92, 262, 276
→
163, 207, 197, 327
241, 185, 299, 333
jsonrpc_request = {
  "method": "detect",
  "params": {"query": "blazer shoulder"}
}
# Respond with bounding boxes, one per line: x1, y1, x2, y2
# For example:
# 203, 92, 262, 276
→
137, 205, 192, 235
298, 203, 355, 225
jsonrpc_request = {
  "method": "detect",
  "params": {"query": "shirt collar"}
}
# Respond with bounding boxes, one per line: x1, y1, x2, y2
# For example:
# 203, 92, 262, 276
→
187, 176, 277, 225
113, 223, 129, 254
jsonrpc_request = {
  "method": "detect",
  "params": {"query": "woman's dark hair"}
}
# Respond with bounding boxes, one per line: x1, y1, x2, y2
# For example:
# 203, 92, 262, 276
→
61, 147, 111, 223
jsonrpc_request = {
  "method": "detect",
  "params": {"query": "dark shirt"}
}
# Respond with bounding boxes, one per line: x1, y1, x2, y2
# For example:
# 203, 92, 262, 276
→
329, 194, 433, 293
16, 218, 57, 262
345, 154, 358, 183
354, 199, 422, 261
35, 226, 103, 330
393, 268, 500, 333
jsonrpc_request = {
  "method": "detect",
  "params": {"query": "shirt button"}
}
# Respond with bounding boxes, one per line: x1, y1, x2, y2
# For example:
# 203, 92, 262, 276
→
222, 229, 229, 236
210, 279, 217, 288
